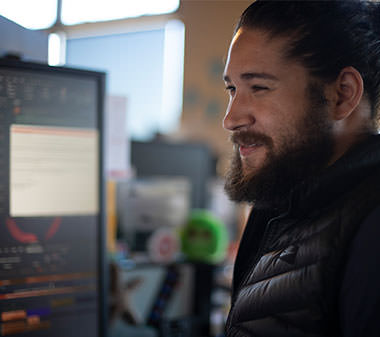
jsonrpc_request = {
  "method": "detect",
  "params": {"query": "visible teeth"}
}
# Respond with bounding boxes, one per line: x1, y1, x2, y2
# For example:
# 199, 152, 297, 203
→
238, 143, 261, 147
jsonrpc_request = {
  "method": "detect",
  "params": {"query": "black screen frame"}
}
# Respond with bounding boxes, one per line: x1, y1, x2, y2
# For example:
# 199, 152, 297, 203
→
0, 58, 107, 337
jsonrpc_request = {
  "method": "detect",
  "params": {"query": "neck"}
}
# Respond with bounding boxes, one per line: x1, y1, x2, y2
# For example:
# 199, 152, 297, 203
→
328, 131, 372, 166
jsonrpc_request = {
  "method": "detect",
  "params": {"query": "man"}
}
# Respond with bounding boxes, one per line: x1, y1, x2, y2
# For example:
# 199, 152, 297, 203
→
222, 1, 380, 336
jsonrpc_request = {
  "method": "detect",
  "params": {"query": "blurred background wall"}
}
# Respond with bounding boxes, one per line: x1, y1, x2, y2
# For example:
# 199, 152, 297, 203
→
179, 1, 251, 172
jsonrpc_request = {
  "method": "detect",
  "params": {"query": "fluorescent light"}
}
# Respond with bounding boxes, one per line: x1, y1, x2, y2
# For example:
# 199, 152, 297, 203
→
48, 32, 66, 66
0, 0, 57, 30
61, 0, 180, 25
48, 33, 60, 66
160, 19, 185, 133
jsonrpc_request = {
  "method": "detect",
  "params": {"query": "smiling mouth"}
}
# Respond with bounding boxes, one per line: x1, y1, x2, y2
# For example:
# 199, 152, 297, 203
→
239, 143, 264, 157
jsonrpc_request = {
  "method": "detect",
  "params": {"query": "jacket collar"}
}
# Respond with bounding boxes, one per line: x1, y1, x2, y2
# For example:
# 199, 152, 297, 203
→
288, 134, 380, 217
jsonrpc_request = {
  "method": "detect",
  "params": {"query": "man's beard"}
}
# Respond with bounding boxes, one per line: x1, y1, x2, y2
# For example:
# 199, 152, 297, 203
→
224, 83, 334, 208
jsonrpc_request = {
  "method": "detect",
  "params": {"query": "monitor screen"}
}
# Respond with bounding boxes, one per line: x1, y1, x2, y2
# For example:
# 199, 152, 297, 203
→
131, 141, 215, 209
0, 59, 105, 337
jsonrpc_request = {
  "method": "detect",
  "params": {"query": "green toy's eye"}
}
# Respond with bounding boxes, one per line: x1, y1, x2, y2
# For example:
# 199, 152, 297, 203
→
201, 229, 211, 240
188, 228, 197, 238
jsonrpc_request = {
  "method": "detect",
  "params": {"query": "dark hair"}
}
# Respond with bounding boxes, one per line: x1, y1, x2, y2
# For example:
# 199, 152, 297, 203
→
236, 1, 380, 126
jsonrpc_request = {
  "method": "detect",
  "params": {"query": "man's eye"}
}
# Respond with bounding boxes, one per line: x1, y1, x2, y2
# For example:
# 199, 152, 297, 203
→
251, 85, 268, 92
225, 85, 236, 94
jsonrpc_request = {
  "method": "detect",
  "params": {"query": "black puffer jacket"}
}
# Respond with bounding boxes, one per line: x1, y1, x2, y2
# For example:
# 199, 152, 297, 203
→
226, 135, 380, 337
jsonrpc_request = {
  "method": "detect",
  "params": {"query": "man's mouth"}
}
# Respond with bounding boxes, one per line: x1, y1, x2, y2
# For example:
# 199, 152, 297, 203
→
239, 143, 264, 157
230, 131, 271, 158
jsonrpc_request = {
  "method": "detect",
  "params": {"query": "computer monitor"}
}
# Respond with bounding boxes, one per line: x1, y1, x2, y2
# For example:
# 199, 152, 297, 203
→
0, 59, 106, 337
131, 141, 216, 209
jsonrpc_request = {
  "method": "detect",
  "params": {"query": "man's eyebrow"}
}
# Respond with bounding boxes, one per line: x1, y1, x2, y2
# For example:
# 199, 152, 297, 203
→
223, 72, 279, 82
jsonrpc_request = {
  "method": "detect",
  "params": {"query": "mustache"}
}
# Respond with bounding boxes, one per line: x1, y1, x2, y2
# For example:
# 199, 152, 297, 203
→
229, 130, 273, 147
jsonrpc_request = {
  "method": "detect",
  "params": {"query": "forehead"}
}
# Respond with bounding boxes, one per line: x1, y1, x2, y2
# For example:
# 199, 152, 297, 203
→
224, 28, 303, 80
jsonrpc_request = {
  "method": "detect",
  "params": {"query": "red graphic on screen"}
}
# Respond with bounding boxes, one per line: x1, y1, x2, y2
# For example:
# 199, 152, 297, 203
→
6, 217, 62, 243
45, 217, 61, 240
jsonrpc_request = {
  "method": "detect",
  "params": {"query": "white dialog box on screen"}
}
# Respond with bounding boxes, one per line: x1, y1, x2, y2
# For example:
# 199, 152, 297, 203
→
10, 124, 99, 216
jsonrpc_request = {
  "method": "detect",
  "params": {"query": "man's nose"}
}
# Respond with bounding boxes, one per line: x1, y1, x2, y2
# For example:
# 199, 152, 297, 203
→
223, 94, 256, 131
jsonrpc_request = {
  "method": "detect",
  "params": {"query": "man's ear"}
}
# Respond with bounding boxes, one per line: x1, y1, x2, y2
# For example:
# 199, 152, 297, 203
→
330, 66, 364, 121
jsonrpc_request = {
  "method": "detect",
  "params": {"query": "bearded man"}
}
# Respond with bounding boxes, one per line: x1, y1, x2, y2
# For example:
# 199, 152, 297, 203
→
223, 2, 380, 337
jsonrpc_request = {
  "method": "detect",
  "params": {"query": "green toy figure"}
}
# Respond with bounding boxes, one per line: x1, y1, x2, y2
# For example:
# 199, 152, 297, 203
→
181, 210, 228, 264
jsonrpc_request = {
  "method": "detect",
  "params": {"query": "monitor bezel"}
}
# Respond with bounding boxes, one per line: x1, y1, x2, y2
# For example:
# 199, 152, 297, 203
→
0, 58, 107, 337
